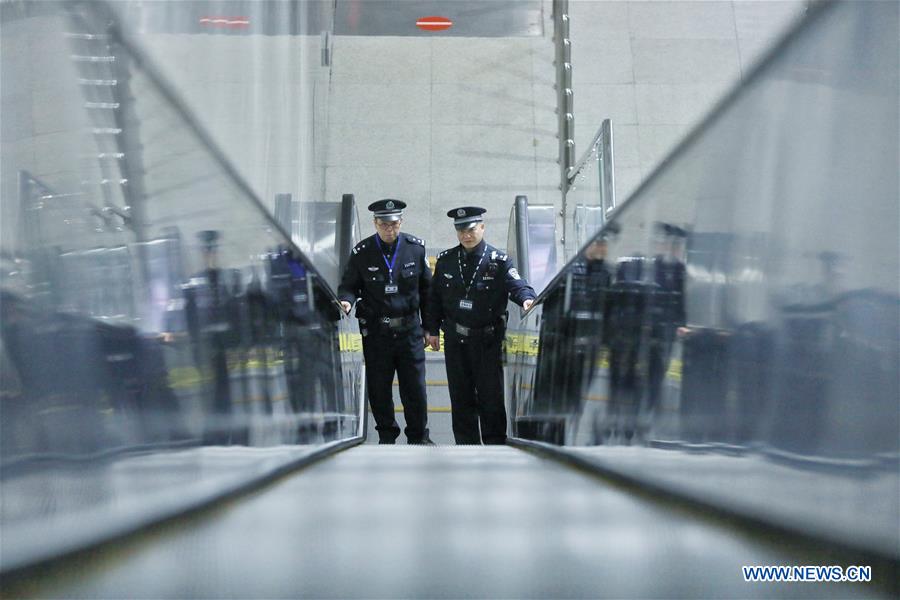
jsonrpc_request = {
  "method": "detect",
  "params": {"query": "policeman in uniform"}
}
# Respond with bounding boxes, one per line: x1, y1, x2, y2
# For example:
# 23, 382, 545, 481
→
338, 199, 433, 444
425, 207, 536, 445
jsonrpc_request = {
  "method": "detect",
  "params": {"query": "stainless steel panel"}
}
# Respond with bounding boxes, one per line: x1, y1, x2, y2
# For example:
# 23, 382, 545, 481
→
524, 203, 558, 295
292, 201, 342, 293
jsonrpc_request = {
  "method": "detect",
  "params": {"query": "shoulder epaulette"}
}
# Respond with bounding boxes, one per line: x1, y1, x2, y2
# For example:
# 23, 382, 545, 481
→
351, 240, 369, 255
490, 250, 508, 261
437, 248, 454, 259
404, 233, 425, 246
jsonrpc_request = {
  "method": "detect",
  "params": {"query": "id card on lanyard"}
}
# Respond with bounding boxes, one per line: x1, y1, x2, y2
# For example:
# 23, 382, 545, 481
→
375, 235, 402, 295
458, 247, 486, 311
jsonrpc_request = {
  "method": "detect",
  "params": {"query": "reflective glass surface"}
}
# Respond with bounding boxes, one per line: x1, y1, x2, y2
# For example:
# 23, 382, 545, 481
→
1, 0, 362, 570
507, 0, 899, 558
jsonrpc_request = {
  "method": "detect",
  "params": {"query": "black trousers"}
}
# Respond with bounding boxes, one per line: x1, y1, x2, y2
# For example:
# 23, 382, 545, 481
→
444, 333, 506, 445
362, 328, 428, 443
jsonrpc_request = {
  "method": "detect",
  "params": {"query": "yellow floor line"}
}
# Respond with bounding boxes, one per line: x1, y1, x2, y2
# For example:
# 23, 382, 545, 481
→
389, 406, 453, 413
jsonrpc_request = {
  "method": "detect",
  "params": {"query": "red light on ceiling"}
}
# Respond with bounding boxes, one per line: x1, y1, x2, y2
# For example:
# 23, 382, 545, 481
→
199, 16, 250, 29
416, 16, 453, 31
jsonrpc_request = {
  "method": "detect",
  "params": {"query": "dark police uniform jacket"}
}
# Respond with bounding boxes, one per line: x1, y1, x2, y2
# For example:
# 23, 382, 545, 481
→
338, 232, 431, 333
425, 240, 535, 338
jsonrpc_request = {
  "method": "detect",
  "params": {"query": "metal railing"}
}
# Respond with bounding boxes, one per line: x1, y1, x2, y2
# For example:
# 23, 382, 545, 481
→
553, 0, 616, 262
565, 119, 616, 259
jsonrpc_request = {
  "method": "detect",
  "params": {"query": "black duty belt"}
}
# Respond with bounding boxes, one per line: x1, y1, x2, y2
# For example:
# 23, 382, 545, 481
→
448, 320, 499, 338
379, 314, 419, 329
573, 310, 603, 320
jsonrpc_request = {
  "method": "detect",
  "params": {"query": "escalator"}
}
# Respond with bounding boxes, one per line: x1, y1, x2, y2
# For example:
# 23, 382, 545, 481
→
1, 445, 879, 599
1, 0, 897, 597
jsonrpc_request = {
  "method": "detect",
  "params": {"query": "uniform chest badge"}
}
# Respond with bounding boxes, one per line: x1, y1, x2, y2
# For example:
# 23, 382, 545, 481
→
443, 273, 453, 279
404, 262, 415, 268
368, 266, 379, 271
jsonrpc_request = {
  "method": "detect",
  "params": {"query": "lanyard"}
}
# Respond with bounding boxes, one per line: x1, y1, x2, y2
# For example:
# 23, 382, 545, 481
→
374, 235, 402, 283
458, 246, 487, 299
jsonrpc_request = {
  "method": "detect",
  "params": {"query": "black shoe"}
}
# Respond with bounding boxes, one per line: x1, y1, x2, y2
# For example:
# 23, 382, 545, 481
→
378, 438, 397, 445
408, 434, 435, 445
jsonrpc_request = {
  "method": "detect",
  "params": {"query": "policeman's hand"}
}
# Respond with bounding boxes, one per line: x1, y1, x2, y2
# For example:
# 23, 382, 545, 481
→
427, 335, 440, 351
340, 301, 352, 315
522, 299, 534, 311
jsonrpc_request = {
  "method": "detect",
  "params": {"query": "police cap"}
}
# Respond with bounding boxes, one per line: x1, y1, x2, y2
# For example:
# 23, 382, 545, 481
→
198, 230, 220, 250
666, 225, 687, 238
597, 221, 620, 241
368, 199, 405, 222
447, 206, 486, 230
654, 222, 687, 238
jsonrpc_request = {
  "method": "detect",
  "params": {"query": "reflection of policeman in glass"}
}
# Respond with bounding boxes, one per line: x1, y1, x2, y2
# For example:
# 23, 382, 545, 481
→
563, 229, 616, 426
647, 224, 686, 416
604, 254, 651, 441
425, 207, 535, 445
184, 231, 231, 411
533, 227, 616, 444
338, 200, 433, 444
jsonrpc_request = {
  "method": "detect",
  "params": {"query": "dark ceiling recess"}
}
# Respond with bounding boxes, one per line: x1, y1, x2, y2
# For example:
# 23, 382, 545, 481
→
81, 1, 542, 37
110, 1, 333, 36
335, 0, 542, 37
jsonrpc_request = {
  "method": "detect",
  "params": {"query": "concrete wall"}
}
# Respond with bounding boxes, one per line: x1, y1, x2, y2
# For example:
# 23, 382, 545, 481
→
570, 0, 810, 200
325, 0, 808, 251
324, 34, 555, 250
134, 33, 330, 213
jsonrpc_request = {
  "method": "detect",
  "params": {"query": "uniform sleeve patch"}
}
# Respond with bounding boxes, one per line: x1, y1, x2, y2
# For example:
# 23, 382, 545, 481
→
509, 267, 521, 280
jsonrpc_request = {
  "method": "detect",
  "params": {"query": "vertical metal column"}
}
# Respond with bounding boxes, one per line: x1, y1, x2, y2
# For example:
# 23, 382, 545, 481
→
554, 0, 575, 252
337, 194, 356, 277
513, 195, 531, 283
